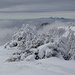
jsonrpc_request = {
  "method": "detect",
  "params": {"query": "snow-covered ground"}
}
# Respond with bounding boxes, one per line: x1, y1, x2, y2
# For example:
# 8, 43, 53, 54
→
0, 46, 75, 75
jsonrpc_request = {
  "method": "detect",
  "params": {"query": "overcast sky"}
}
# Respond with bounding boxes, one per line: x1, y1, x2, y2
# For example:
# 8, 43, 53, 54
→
0, 0, 75, 19
0, 0, 75, 45
0, 0, 75, 12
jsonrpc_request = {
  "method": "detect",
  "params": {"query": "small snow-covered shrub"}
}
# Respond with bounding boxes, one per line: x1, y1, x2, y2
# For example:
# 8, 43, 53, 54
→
25, 55, 35, 61
6, 55, 21, 62
10, 42, 18, 47
45, 49, 53, 58
63, 53, 71, 60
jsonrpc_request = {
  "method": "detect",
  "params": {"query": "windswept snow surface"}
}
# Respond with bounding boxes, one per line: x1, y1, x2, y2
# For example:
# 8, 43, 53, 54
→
0, 46, 75, 75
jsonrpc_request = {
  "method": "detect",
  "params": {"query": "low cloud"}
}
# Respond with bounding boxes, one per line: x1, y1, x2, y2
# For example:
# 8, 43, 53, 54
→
0, 20, 22, 46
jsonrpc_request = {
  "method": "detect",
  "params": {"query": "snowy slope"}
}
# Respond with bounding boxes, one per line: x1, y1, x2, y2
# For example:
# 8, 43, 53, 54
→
0, 46, 75, 75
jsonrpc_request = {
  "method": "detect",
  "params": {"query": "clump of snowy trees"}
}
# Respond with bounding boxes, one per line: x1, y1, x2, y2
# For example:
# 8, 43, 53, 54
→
5, 24, 75, 62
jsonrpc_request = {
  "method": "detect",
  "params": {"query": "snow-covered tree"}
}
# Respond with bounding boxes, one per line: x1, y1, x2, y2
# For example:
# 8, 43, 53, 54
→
58, 27, 75, 60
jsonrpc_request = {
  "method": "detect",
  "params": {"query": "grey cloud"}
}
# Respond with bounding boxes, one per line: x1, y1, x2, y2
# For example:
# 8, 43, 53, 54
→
0, 0, 75, 12
0, 27, 18, 45
0, 0, 46, 8
0, 20, 24, 46
0, 20, 13, 28
0, 20, 23, 28
0, 32, 12, 46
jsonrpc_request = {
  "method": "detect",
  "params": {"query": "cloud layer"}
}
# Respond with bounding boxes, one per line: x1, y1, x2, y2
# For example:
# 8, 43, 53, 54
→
0, 0, 75, 12
0, 0, 74, 19
0, 20, 22, 45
